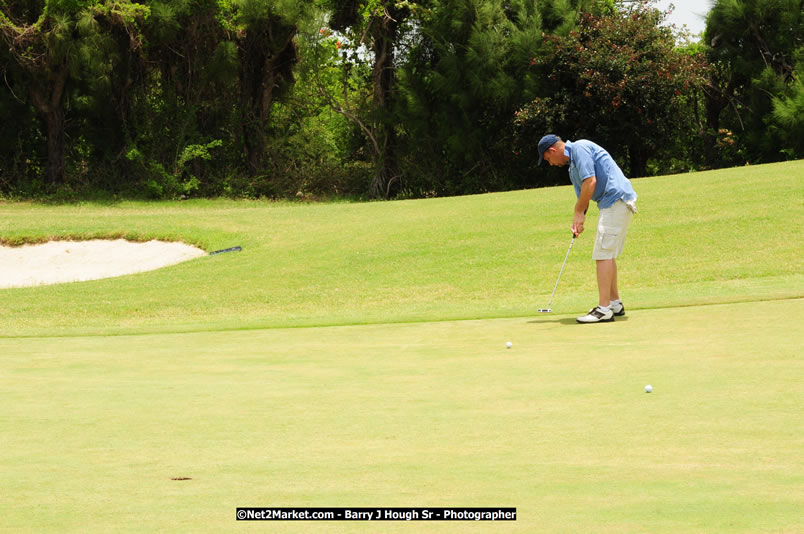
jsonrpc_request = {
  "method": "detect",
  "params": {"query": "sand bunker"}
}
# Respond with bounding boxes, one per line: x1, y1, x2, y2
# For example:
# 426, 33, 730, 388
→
0, 239, 207, 289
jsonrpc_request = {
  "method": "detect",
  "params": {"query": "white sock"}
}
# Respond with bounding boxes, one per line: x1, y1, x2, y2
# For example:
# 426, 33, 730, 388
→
599, 304, 611, 312
610, 299, 622, 306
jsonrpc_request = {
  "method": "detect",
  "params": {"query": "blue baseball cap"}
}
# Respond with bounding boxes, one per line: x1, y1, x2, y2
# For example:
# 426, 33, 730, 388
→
538, 134, 560, 165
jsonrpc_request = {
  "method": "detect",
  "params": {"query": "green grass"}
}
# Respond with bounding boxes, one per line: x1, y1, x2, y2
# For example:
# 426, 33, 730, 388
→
1, 160, 802, 337
1, 161, 803, 533
2, 300, 802, 533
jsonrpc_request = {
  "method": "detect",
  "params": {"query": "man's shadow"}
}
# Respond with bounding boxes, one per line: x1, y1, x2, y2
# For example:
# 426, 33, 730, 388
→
528, 315, 629, 325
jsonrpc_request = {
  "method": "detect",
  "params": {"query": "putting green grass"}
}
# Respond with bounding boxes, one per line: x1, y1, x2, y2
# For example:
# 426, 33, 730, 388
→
1, 161, 803, 532
2, 299, 802, 533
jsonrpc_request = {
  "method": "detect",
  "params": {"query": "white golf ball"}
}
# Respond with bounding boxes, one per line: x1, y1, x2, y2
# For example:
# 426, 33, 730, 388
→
645, 384, 653, 393
506, 341, 512, 349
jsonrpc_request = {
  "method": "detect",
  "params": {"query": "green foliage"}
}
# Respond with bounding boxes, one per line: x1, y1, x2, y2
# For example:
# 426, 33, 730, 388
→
703, 0, 803, 163
392, 0, 572, 195
273, 16, 374, 198
2, 0, 799, 200
311, 0, 418, 197
0, 0, 151, 188
124, 142, 213, 199
178, 140, 223, 170
44, 0, 97, 15
515, 0, 710, 177
771, 74, 804, 158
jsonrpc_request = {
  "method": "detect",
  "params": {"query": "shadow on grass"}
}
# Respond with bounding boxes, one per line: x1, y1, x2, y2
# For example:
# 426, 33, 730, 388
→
527, 315, 630, 325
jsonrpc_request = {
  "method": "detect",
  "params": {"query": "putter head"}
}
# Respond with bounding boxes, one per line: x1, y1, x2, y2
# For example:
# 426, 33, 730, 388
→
537, 308, 552, 313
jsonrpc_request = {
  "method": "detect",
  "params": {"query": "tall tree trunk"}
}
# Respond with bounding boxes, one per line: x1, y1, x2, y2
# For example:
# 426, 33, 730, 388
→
703, 90, 724, 166
45, 107, 66, 185
239, 45, 268, 176
30, 65, 69, 185
368, 5, 402, 199
703, 78, 735, 166
238, 25, 297, 177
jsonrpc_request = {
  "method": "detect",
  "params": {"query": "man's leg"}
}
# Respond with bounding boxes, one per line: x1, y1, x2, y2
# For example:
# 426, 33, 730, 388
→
579, 201, 632, 324
610, 258, 619, 302
596, 258, 616, 307
578, 259, 615, 323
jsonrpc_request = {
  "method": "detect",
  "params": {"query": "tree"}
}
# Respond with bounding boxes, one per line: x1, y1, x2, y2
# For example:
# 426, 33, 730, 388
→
771, 71, 804, 159
319, 0, 414, 198
0, 0, 147, 185
396, 0, 584, 195
703, 0, 803, 163
219, 0, 304, 176
515, 0, 709, 178
116, 0, 308, 196
1, 1, 81, 185
123, 0, 237, 197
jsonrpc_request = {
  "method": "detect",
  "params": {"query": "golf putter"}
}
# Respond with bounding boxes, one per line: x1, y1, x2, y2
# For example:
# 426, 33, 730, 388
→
538, 233, 576, 313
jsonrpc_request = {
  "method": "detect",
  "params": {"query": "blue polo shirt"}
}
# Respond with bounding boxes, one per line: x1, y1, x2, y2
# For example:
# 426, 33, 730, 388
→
565, 140, 637, 209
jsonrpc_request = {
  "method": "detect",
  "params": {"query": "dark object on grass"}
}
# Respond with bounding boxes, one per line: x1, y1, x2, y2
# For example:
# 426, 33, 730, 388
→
209, 246, 242, 256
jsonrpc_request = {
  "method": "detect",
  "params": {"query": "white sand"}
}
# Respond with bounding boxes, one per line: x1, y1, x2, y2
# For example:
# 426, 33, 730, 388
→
0, 239, 207, 289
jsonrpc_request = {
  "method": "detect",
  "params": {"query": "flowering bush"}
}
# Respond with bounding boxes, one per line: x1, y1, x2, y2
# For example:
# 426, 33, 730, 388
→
515, 1, 710, 177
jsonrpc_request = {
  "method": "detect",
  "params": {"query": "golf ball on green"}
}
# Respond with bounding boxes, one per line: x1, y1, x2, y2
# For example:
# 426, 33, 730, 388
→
645, 384, 653, 393
506, 341, 512, 349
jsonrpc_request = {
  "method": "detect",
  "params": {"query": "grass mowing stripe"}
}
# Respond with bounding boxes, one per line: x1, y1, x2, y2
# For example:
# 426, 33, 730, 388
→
0, 294, 801, 341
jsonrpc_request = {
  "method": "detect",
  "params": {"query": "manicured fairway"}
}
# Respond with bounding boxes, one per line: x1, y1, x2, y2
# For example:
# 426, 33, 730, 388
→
2, 299, 802, 533
1, 161, 802, 337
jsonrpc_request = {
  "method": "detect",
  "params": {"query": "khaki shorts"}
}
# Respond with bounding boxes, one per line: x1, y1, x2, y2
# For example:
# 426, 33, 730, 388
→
593, 200, 635, 260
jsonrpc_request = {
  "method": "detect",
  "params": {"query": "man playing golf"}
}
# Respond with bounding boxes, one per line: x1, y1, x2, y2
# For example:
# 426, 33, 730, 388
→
538, 134, 637, 323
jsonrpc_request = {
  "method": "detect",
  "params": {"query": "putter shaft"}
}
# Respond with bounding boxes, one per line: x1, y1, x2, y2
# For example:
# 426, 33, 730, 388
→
542, 234, 576, 311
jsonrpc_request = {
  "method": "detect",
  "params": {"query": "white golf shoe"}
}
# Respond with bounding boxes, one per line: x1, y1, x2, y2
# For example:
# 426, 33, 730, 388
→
610, 301, 626, 316
576, 306, 615, 324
